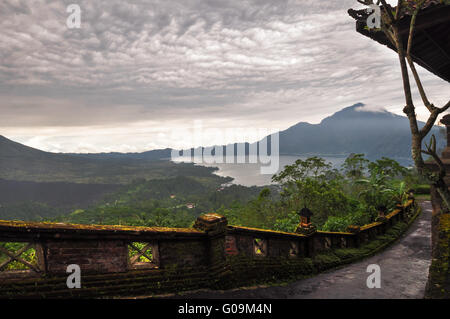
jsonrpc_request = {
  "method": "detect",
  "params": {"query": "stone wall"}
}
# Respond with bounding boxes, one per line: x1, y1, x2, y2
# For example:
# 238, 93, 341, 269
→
44, 240, 128, 275
423, 114, 450, 298
158, 239, 208, 269
225, 201, 412, 259
0, 220, 208, 277
0, 200, 417, 298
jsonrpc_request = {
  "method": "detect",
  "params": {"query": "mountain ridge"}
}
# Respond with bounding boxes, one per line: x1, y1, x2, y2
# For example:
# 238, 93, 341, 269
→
190, 103, 443, 161
1, 103, 445, 174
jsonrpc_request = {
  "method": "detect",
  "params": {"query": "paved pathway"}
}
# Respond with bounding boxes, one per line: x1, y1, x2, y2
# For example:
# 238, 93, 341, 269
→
174, 201, 432, 299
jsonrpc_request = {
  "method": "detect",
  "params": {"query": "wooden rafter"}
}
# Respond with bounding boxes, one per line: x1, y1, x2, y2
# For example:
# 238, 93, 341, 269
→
350, 3, 450, 83
421, 29, 450, 67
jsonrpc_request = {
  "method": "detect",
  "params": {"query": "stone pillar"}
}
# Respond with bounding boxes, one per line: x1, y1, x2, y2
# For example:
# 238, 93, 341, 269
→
347, 225, 362, 247
295, 225, 317, 257
294, 221, 316, 256
375, 205, 388, 223
194, 213, 229, 289
295, 223, 316, 236
294, 209, 317, 256
394, 203, 404, 221
193, 213, 228, 267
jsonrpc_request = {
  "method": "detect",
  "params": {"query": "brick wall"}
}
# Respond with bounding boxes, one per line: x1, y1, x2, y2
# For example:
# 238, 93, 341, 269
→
158, 239, 207, 269
43, 240, 128, 275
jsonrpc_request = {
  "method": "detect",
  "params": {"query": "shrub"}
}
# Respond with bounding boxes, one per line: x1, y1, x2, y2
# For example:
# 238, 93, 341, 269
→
412, 184, 430, 195
333, 248, 360, 260
313, 252, 341, 271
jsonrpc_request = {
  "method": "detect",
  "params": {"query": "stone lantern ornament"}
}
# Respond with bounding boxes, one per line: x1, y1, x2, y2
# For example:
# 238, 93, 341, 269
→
295, 207, 316, 235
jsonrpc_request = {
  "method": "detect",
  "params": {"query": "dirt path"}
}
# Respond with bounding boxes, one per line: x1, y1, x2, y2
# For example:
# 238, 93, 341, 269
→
174, 201, 432, 299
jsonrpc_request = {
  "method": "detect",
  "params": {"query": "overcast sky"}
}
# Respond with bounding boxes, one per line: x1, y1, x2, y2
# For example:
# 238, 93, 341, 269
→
1, 0, 448, 153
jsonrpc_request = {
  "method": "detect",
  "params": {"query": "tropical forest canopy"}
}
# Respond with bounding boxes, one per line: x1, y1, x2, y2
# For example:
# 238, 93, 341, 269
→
23, 154, 428, 234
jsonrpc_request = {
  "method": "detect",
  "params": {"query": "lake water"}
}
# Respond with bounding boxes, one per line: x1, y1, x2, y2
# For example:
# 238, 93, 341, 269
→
175, 155, 348, 187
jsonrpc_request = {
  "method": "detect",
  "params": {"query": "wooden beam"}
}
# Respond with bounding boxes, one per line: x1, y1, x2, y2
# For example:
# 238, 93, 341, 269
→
397, 5, 450, 35
421, 29, 450, 67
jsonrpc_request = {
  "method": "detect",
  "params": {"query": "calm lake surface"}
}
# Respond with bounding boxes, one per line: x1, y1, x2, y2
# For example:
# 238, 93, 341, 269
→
175, 155, 348, 187
174, 153, 412, 187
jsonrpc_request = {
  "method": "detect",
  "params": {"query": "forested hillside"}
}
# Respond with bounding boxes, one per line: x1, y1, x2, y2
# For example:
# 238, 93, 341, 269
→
55, 176, 267, 227
0, 135, 235, 221
0, 135, 217, 184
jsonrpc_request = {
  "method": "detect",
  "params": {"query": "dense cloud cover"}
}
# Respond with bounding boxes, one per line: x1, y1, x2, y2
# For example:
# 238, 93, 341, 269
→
0, 0, 448, 152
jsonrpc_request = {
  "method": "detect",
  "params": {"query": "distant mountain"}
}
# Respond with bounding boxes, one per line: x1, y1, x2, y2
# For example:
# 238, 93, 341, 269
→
68, 148, 172, 161
180, 103, 444, 164
275, 103, 445, 160
0, 135, 219, 184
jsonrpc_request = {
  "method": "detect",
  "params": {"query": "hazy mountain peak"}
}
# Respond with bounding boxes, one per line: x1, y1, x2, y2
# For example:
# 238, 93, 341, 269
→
320, 103, 400, 125
353, 104, 389, 113
276, 103, 442, 160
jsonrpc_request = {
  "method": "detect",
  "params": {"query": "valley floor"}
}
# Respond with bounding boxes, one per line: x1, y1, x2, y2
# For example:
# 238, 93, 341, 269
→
167, 201, 432, 299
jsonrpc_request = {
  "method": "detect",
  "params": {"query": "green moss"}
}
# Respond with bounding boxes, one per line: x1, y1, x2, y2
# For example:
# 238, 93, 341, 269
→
313, 252, 341, 271
334, 248, 362, 260
0, 219, 203, 235
363, 240, 384, 250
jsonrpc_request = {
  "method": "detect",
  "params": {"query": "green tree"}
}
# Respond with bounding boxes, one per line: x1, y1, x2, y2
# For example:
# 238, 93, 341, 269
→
342, 153, 369, 180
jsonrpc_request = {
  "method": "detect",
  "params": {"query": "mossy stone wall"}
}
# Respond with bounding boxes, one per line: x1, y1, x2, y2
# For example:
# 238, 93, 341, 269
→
44, 240, 128, 275
0, 200, 419, 298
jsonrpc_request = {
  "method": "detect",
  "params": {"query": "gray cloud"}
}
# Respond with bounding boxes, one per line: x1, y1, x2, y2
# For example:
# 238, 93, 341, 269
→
0, 0, 448, 152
